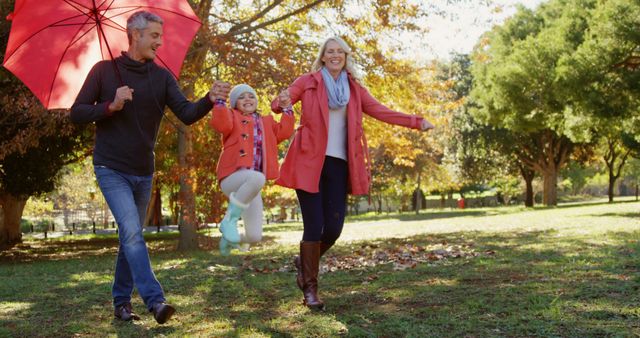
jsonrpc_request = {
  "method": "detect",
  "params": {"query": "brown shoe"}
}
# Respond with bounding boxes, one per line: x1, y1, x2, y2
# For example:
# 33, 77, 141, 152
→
151, 302, 175, 324
294, 241, 332, 291
114, 303, 140, 321
300, 241, 324, 310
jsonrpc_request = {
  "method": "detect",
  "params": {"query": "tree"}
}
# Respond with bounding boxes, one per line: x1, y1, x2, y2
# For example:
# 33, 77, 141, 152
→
555, 0, 640, 202
0, 0, 91, 249
470, 0, 600, 206
440, 54, 540, 207
0, 118, 90, 249
599, 130, 631, 202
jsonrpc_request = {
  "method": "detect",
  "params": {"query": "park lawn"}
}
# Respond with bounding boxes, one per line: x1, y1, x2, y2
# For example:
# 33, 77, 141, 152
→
1, 198, 639, 337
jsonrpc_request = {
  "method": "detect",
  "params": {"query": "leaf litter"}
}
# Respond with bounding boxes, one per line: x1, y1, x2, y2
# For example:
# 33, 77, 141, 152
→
238, 241, 495, 275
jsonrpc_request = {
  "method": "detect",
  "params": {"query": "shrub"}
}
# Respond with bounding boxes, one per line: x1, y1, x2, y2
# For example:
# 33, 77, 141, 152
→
20, 219, 33, 233
34, 220, 51, 232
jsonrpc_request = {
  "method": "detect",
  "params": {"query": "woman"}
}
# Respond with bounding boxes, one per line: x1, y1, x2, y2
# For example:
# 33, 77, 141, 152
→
272, 36, 434, 310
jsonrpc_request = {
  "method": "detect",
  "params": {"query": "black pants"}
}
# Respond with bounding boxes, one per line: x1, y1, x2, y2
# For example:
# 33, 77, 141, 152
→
296, 156, 348, 244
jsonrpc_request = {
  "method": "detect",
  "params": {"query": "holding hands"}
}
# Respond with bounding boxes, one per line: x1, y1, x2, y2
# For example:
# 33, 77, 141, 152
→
278, 89, 291, 109
209, 80, 231, 102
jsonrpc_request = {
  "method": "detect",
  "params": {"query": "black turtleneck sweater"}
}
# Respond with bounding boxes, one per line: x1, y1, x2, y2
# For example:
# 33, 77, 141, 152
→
70, 53, 213, 176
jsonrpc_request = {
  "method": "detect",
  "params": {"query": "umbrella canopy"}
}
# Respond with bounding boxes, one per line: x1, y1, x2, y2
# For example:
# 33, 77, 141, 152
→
3, 0, 202, 109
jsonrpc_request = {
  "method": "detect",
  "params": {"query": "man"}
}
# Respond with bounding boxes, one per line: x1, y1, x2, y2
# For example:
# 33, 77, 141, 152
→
70, 11, 229, 324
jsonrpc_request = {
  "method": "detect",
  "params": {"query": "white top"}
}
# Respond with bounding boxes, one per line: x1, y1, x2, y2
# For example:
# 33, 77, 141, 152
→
326, 105, 348, 161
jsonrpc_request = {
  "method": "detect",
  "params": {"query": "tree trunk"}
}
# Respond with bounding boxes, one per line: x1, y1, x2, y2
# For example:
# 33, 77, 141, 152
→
542, 169, 558, 206
602, 138, 630, 204
177, 123, 198, 251
524, 178, 534, 207
173, 0, 214, 251
144, 183, 163, 226
517, 131, 571, 207
608, 173, 615, 203
415, 172, 421, 215
0, 193, 28, 250
519, 165, 535, 208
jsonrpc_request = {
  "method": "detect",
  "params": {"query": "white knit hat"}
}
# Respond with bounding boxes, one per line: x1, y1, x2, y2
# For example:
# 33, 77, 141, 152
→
229, 84, 257, 109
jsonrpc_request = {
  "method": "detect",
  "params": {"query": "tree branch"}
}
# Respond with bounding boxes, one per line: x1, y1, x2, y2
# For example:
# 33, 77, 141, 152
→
217, 0, 326, 39
226, 0, 285, 34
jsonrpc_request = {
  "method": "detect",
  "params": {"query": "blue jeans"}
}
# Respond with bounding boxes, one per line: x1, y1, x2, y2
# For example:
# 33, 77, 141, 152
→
94, 166, 165, 311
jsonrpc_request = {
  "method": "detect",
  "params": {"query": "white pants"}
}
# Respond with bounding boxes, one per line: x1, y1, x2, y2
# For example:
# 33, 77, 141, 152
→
220, 169, 266, 243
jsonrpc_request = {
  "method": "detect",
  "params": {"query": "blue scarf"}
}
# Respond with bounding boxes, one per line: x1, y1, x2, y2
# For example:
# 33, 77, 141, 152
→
321, 67, 350, 109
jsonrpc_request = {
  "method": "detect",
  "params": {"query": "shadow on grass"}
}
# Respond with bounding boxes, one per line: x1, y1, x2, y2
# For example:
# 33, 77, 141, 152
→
322, 230, 640, 337
554, 199, 638, 209
344, 198, 639, 224
346, 209, 492, 223
261, 222, 303, 233
1, 227, 639, 336
585, 212, 639, 219
0, 232, 180, 263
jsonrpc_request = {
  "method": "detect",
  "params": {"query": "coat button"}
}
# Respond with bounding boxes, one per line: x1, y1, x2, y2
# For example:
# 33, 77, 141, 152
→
239, 149, 246, 157
242, 133, 248, 140
242, 120, 249, 125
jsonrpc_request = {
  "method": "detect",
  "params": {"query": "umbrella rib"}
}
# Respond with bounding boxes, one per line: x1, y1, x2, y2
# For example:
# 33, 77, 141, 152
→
105, 5, 202, 25
64, 0, 93, 12
63, 0, 95, 20
4, 12, 94, 63
46, 17, 98, 108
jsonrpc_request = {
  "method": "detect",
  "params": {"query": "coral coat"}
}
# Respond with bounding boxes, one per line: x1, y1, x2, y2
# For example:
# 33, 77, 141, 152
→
210, 105, 294, 182
272, 71, 424, 195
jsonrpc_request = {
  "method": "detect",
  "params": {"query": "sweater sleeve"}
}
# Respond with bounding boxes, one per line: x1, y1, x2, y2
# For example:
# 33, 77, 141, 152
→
165, 73, 213, 125
70, 63, 111, 124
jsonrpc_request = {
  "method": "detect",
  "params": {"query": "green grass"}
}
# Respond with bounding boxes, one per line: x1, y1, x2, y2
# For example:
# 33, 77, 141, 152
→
2, 198, 640, 337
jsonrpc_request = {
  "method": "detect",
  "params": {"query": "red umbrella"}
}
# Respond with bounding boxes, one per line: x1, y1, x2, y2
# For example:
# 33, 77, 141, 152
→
3, 0, 202, 109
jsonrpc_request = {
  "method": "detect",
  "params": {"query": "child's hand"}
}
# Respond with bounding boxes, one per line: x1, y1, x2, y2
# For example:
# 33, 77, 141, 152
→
209, 80, 231, 102
278, 89, 291, 108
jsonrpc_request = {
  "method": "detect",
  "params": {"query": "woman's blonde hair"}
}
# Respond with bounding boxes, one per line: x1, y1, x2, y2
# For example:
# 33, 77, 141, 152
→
311, 36, 361, 81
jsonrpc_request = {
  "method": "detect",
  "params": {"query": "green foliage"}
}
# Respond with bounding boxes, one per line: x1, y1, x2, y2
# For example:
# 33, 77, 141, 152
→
557, 0, 640, 122
19, 219, 32, 233
472, 0, 595, 134
561, 160, 599, 194
0, 126, 91, 198
33, 219, 51, 232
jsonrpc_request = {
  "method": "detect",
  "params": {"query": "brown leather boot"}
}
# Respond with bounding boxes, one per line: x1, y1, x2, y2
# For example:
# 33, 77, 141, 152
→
294, 241, 332, 290
300, 241, 324, 310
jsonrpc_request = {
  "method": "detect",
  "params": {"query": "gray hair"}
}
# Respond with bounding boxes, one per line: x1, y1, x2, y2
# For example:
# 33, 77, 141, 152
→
126, 11, 163, 43
311, 36, 361, 81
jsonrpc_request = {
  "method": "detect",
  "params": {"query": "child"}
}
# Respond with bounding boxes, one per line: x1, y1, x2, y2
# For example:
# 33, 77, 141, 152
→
210, 83, 294, 255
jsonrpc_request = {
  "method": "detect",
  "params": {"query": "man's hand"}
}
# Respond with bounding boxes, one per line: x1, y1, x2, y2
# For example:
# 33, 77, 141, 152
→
421, 119, 435, 131
278, 89, 291, 108
209, 80, 231, 102
109, 86, 134, 112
